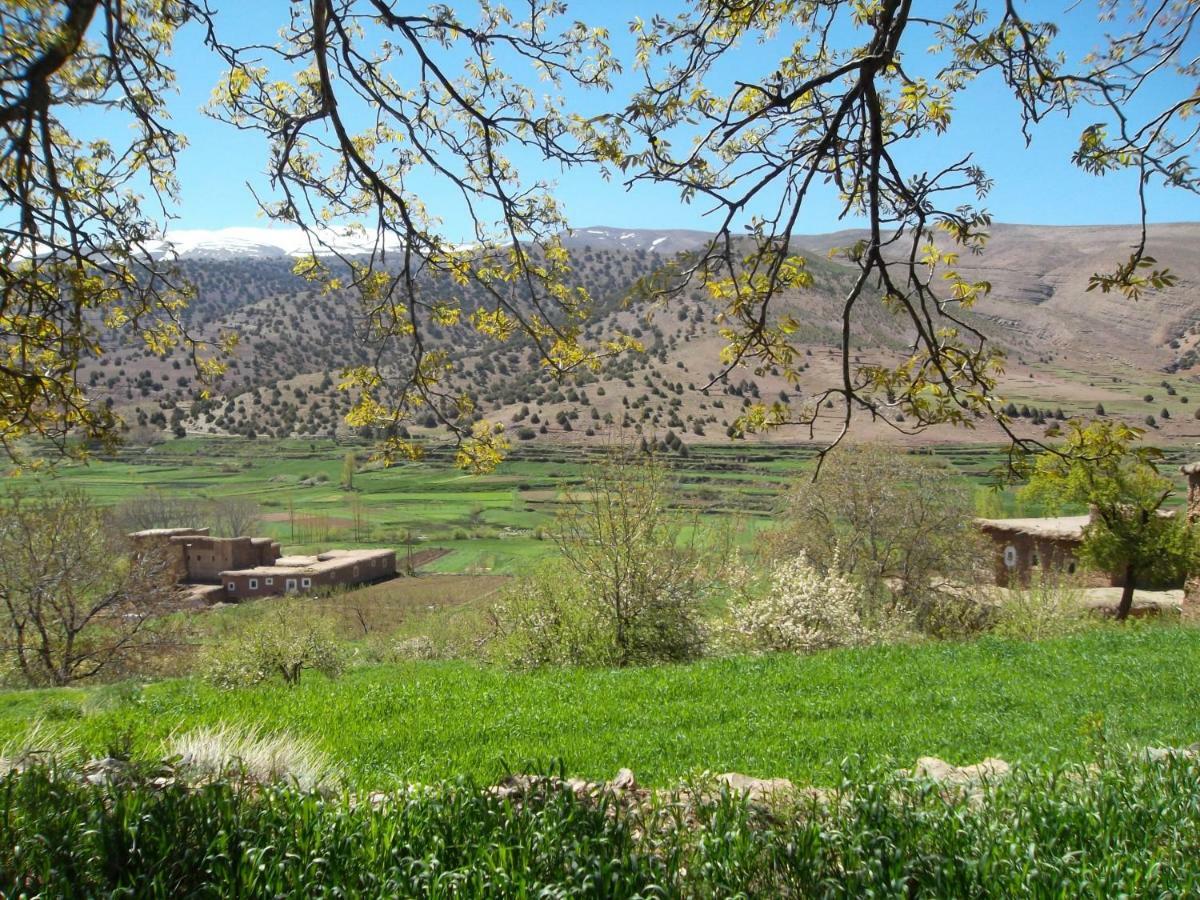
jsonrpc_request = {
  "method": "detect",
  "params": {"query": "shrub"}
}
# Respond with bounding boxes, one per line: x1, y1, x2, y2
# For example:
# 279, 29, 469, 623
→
532, 449, 709, 666
989, 575, 1092, 641
726, 553, 875, 652
203, 603, 348, 688
761, 444, 988, 634
489, 562, 614, 668
721, 552, 907, 653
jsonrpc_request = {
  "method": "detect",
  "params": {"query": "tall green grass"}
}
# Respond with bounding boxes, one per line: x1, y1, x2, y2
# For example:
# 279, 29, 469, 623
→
4, 626, 1198, 789
4, 754, 1200, 897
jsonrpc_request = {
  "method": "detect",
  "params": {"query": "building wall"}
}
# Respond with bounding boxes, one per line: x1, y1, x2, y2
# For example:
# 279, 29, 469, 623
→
221, 551, 397, 601
983, 531, 1115, 588
173, 535, 281, 583
128, 528, 208, 583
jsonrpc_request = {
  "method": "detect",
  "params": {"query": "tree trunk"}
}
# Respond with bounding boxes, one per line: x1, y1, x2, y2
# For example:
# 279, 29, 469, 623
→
1116, 564, 1137, 622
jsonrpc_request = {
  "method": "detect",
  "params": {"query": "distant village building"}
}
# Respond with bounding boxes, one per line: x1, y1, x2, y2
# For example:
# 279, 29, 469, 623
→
980, 468, 1200, 596
129, 527, 396, 603
975, 515, 1117, 588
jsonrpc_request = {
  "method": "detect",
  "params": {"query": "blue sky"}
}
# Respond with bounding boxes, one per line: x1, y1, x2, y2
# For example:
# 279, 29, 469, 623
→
156, 1, 1198, 236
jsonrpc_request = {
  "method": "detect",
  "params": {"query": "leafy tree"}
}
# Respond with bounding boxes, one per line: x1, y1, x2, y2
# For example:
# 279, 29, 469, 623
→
2, 2, 1196, 463
0, 0, 231, 459
1021, 420, 1200, 621
0, 490, 179, 685
547, 449, 709, 666
204, 601, 347, 688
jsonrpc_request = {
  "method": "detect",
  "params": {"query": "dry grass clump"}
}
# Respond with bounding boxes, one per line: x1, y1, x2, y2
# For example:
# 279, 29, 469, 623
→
167, 724, 338, 790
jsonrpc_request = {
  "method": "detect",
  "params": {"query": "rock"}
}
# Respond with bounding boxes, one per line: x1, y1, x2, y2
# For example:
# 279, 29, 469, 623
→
910, 756, 1010, 787
610, 768, 637, 791
565, 777, 596, 799
488, 773, 539, 800
82, 757, 132, 786
716, 772, 796, 803
1143, 746, 1198, 762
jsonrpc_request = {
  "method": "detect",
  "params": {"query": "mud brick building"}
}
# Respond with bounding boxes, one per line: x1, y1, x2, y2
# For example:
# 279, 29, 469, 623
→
976, 515, 1117, 588
130, 528, 395, 602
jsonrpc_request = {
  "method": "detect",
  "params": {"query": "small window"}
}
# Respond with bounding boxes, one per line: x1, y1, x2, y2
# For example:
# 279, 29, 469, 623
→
227, 582, 236, 592
248, 579, 258, 590
1003, 545, 1018, 568
285, 578, 297, 592
1031, 552, 1040, 567
301, 577, 312, 589
265, 577, 273, 586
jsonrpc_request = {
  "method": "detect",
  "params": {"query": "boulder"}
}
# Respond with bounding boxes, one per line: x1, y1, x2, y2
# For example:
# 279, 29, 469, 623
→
81, 757, 133, 786
609, 768, 637, 792
1142, 745, 1199, 763
716, 772, 796, 803
910, 756, 1010, 787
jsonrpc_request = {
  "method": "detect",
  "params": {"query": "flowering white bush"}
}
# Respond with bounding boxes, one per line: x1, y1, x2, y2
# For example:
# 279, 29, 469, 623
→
730, 553, 877, 653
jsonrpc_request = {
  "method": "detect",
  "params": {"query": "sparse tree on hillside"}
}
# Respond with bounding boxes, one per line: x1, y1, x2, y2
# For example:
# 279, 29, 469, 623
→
0, 490, 179, 685
1021, 419, 1200, 621
2, 2, 1195, 464
609, 1, 1193, 462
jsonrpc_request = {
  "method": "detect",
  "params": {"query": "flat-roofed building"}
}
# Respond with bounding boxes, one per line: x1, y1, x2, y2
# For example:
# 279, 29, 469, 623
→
220, 548, 397, 599
129, 528, 396, 602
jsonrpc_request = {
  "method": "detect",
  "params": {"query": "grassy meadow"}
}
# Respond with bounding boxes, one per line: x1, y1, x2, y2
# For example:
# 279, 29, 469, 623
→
4, 625, 1198, 789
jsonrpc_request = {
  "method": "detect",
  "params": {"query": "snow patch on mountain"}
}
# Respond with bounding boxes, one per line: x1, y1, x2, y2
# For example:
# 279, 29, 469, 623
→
146, 226, 391, 260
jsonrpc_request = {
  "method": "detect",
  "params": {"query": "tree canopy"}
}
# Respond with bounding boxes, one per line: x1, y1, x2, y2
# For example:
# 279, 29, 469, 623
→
1021, 419, 1200, 620
1, 1, 1196, 466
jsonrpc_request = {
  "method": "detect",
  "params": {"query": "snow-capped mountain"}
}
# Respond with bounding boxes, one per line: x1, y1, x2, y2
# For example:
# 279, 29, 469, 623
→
145, 226, 390, 260
557, 226, 714, 254
144, 224, 718, 261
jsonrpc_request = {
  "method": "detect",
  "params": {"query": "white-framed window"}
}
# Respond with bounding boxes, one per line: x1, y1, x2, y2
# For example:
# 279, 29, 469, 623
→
285, 578, 297, 592
1003, 545, 1018, 569
248, 579, 258, 590
227, 582, 236, 592
265, 577, 273, 586
301, 577, 312, 589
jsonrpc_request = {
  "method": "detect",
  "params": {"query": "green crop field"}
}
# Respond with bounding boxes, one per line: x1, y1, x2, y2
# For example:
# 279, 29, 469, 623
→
5, 625, 1197, 789
20, 434, 1188, 575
